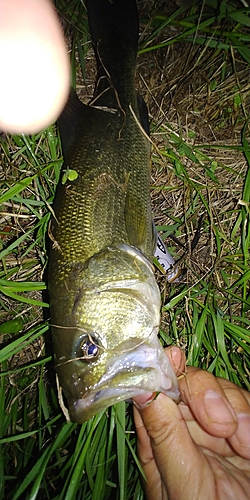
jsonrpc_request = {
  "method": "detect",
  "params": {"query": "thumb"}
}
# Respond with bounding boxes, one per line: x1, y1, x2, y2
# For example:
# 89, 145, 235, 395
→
133, 393, 213, 500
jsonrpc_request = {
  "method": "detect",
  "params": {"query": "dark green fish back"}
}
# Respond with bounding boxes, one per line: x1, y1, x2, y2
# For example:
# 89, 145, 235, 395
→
49, 0, 153, 320
87, 0, 138, 108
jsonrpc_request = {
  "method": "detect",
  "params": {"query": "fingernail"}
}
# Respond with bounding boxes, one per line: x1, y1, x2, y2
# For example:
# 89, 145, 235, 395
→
236, 413, 250, 447
133, 392, 155, 410
167, 346, 185, 375
204, 390, 236, 423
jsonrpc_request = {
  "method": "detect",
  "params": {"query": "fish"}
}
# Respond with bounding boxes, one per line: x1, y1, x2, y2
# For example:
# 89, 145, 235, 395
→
48, 0, 179, 424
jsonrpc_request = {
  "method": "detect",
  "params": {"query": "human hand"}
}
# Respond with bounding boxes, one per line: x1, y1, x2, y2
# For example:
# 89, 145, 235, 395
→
133, 347, 250, 500
0, 0, 70, 134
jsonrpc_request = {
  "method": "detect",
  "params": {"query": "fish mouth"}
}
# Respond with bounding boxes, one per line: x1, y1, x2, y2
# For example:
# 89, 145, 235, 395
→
68, 344, 180, 423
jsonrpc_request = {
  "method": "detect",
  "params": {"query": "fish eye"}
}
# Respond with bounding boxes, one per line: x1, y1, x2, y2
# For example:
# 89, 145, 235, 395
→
76, 336, 99, 361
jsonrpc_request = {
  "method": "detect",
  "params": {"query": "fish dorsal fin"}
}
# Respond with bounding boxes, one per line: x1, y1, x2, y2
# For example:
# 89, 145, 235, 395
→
137, 95, 150, 136
58, 91, 87, 158
125, 97, 152, 256
125, 190, 148, 253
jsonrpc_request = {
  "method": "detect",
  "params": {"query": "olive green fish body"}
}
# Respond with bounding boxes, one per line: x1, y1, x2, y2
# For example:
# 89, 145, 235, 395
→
53, 100, 152, 263
49, 0, 179, 422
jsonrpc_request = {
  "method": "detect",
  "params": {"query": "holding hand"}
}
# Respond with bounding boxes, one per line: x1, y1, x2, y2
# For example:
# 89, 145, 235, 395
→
133, 347, 250, 500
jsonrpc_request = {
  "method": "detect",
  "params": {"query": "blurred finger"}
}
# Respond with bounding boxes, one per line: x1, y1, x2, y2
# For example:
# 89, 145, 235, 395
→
0, 0, 70, 134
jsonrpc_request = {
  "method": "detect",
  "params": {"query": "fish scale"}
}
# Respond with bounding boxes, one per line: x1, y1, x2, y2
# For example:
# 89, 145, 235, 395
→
48, 0, 179, 423
52, 103, 152, 268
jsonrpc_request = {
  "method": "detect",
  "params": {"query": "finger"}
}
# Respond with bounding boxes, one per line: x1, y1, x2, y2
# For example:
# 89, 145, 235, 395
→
218, 379, 250, 459
179, 366, 238, 438
0, 0, 70, 134
133, 406, 167, 500
178, 404, 249, 459
133, 392, 214, 500
201, 447, 250, 499
229, 413, 250, 459
165, 345, 186, 376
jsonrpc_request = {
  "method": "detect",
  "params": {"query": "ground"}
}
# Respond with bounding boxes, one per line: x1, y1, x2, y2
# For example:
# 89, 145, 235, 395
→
0, 1, 249, 498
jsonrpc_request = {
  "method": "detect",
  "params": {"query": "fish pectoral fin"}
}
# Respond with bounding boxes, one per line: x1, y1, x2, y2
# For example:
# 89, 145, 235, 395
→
152, 222, 158, 254
58, 90, 88, 157
125, 191, 148, 251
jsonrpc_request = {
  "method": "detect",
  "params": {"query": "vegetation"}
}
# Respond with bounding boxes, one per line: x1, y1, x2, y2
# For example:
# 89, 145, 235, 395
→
0, 0, 249, 498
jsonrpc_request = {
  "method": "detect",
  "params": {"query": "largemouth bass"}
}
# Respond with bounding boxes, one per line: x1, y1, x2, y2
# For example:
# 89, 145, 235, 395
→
48, 0, 179, 423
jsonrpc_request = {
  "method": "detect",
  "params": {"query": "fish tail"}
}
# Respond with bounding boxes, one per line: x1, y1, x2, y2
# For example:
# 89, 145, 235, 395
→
86, 0, 139, 105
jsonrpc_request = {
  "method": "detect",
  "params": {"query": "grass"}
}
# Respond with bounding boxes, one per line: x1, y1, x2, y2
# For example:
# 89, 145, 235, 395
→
0, 0, 250, 498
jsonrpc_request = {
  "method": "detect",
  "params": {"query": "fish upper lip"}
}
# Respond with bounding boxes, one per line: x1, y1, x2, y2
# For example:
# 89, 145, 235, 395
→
95, 343, 175, 390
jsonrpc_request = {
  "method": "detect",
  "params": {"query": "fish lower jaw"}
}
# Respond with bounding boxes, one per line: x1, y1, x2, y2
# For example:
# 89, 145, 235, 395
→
69, 368, 179, 423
